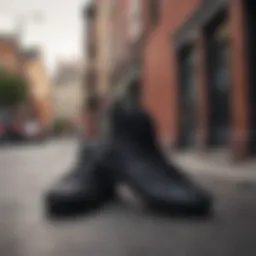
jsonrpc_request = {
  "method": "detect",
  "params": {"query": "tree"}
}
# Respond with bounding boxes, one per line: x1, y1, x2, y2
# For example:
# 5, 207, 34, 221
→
0, 68, 28, 107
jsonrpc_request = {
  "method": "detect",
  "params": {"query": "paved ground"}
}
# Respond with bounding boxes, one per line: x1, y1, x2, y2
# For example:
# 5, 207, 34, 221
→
0, 139, 256, 256
171, 150, 256, 182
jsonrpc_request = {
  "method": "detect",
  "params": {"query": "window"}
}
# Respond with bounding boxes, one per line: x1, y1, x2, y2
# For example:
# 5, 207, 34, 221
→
177, 45, 196, 146
149, 0, 160, 25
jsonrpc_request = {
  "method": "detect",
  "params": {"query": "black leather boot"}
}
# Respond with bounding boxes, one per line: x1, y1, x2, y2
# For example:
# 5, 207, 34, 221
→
44, 140, 114, 217
108, 106, 212, 215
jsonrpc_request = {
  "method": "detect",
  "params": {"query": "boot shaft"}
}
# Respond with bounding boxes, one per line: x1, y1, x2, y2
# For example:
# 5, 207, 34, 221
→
109, 104, 158, 151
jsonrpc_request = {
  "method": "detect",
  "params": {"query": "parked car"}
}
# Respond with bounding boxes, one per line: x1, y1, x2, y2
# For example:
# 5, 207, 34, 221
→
5, 121, 26, 142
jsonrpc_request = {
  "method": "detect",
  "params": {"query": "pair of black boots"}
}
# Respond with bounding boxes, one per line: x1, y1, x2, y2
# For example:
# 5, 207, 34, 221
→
45, 106, 212, 217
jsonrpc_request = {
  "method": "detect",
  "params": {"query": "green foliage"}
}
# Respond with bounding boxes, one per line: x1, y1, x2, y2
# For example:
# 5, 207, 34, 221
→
0, 68, 28, 107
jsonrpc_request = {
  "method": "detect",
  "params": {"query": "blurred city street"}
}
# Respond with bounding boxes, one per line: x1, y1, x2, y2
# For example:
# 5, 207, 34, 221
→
0, 140, 256, 256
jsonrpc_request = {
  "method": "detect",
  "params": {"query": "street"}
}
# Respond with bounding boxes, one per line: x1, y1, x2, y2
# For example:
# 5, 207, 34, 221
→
0, 140, 256, 256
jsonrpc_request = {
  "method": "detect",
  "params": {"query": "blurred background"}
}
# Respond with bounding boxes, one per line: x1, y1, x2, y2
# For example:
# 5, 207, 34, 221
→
1, 0, 256, 255
0, 0, 254, 159
0, 0, 252, 155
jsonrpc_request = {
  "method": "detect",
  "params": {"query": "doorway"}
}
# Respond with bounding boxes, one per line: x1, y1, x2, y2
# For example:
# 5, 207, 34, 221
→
205, 13, 230, 147
177, 45, 196, 148
244, 0, 256, 154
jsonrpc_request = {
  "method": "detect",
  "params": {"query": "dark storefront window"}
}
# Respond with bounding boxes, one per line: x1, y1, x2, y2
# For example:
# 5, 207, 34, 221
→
244, 0, 256, 153
205, 15, 230, 147
178, 45, 196, 147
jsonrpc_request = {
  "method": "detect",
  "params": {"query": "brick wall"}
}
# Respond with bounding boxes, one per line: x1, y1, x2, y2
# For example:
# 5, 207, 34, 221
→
141, 0, 200, 145
0, 37, 20, 73
23, 56, 52, 126
111, 0, 130, 73
228, 0, 250, 158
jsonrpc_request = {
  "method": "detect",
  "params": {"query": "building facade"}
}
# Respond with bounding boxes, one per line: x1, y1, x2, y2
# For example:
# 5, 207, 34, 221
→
0, 35, 21, 73
110, 0, 149, 105
53, 60, 83, 122
94, 0, 114, 98
83, 0, 253, 159
0, 35, 52, 128
22, 49, 52, 127
141, 0, 200, 145
83, 1, 101, 136
142, 0, 253, 159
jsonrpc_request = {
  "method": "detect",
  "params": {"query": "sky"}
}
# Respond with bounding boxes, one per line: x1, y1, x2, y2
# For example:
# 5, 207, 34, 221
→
0, 0, 90, 74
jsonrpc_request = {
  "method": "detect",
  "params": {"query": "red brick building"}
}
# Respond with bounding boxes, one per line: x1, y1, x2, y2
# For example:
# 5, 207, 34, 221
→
0, 35, 52, 128
110, 0, 131, 99
141, 0, 200, 145
0, 35, 21, 73
83, 1, 99, 137
142, 0, 254, 159
110, 0, 150, 104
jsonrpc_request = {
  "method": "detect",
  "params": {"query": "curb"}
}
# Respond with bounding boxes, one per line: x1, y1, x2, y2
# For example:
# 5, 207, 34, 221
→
177, 164, 256, 183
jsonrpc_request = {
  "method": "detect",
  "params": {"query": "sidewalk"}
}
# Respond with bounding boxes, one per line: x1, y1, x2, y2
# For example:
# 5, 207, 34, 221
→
168, 150, 256, 183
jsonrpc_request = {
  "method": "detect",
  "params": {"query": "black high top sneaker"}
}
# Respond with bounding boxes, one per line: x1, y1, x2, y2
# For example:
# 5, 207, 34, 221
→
44, 140, 115, 218
109, 106, 213, 216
